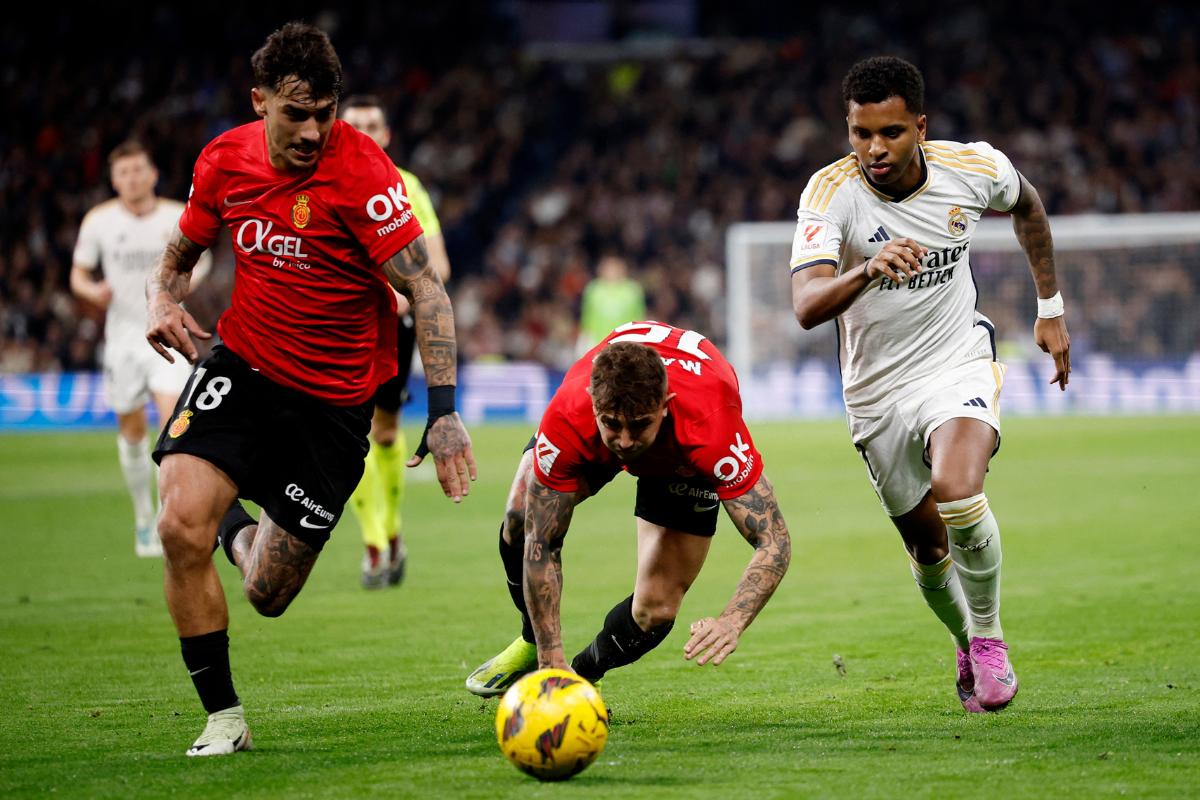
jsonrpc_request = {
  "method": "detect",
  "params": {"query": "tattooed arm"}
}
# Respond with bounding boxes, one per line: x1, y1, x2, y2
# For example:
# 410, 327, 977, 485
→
145, 225, 212, 363
523, 470, 580, 670
684, 474, 791, 666
1011, 173, 1071, 390
381, 234, 477, 501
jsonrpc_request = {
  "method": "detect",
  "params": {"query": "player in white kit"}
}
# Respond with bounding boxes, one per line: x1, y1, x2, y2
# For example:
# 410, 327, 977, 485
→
71, 141, 209, 557
790, 57, 1070, 712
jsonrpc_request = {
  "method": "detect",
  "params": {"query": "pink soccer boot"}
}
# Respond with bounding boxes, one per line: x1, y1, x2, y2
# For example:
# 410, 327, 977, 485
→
956, 648, 985, 713
970, 637, 1018, 709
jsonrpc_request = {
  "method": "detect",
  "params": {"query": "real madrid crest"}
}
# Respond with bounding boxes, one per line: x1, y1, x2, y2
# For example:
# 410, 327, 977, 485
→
168, 409, 193, 439
947, 206, 968, 237
292, 193, 312, 229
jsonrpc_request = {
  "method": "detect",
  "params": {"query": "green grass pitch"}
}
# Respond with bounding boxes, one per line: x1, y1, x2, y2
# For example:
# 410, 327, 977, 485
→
2, 417, 1198, 798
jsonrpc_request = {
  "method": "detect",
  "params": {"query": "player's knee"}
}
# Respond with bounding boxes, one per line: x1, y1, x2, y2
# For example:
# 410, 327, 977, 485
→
244, 583, 294, 618
374, 429, 397, 448
929, 473, 984, 505
907, 540, 949, 564
157, 506, 212, 568
632, 596, 681, 630
502, 508, 525, 546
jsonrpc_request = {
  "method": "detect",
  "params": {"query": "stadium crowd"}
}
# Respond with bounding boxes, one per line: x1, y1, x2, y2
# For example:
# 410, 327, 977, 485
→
1, 2, 1197, 375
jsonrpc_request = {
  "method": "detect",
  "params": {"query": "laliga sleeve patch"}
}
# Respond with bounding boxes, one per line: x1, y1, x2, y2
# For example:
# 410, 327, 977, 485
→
534, 433, 561, 476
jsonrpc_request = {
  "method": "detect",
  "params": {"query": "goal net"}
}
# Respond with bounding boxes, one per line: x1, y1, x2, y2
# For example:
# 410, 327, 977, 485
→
725, 213, 1200, 418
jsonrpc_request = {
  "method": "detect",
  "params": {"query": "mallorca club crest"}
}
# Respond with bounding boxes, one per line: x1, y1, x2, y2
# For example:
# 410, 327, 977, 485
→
168, 409, 193, 439
947, 206, 968, 237
292, 193, 312, 229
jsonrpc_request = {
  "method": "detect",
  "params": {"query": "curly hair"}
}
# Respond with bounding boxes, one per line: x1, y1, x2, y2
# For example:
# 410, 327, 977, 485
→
842, 56, 925, 114
589, 342, 668, 418
251, 21, 343, 100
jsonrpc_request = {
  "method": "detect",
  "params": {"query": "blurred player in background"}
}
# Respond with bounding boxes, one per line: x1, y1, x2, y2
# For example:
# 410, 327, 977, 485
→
576, 253, 646, 353
340, 94, 452, 589
466, 322, 790, 696
71, 141, 210, 557
145, 22, 474, 757
790, 56, 1070, 712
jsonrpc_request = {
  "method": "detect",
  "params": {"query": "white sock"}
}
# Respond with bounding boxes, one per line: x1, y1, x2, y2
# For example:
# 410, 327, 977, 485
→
117, 435, 154, 529
938, 493, 1004, 640
909, 553, 971, 651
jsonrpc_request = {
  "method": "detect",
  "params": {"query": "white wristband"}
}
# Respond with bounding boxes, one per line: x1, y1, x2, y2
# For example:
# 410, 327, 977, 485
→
1037, 291, 1064, 319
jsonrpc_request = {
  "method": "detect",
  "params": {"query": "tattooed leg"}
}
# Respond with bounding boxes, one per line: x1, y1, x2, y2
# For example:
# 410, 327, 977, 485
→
238, 511, 320, 618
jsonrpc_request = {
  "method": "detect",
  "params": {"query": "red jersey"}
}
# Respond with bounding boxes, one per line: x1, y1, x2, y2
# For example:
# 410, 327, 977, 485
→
533, 322, 763, 501
179, 119, 423, 405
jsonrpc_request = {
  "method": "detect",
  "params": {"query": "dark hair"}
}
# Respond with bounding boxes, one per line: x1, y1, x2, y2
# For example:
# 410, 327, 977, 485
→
108, 140, 152, 166
842, 56, 924, 114
589, 342, 668, 417
251, 21, 343, 100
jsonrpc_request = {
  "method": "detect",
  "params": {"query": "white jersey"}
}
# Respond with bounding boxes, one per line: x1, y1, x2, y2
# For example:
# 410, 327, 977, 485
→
73, 198, 208, 344
790, 140, 1021, 415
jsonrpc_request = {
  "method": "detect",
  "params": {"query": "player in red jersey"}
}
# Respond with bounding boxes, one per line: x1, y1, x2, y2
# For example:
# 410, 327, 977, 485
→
144, 22, 475, 756
466, 322, 791, 696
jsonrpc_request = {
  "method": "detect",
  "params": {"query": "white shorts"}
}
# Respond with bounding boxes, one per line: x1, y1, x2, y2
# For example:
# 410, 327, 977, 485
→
103, 338, 193, 415
847, 359, 1006, 517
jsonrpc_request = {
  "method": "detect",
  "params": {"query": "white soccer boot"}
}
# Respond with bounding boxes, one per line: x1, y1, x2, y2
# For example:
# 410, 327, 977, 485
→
186, 705, 253, 757
135, 523, 163, 558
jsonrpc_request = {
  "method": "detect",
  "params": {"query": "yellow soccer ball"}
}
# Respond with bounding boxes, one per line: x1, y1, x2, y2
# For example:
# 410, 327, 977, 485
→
494, 668, 609, 781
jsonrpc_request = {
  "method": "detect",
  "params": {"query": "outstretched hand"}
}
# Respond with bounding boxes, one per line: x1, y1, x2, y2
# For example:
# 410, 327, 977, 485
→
684, 616, 741, 666
407, 412, 477, 502
146, 294, 211, 364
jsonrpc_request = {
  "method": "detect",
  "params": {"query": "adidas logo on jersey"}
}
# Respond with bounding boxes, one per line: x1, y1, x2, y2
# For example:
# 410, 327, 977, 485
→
867, 226, 891, 243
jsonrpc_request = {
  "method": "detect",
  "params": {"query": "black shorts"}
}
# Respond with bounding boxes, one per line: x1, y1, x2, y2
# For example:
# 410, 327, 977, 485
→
522, 436, 720, 537
373, 313, 417, 413
634, 476, 721, 537
153, 345, 372, 550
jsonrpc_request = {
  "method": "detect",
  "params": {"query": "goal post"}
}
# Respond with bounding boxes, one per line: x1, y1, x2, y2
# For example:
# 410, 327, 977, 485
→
725, 213, 1200, 418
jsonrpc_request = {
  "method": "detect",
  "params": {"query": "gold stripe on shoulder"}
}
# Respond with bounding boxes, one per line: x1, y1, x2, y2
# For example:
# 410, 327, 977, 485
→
806, 160, 858, 212
927, 155, 998, 179
929, 150, 998, 169
926, 154, 998, 180
813, 166, 857, 213
924, 140, 995, 157
801, 157, 852, 207
802, 155, 856, 209
924, 142, 996, 169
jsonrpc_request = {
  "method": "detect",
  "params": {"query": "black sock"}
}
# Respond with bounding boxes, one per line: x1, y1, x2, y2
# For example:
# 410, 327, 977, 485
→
217, 501, 256, 566
571, 594, 674, 682
498, 524, 535, 644
180, 629, 239, 714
